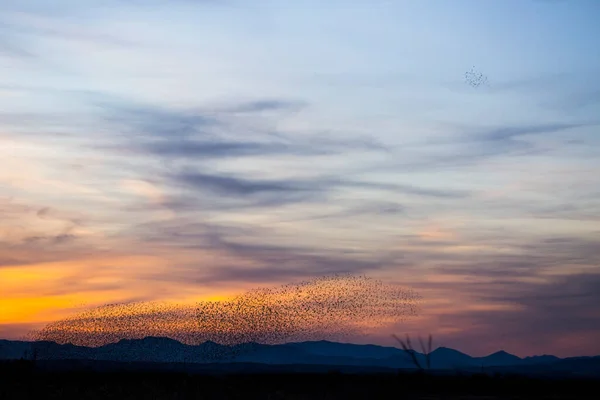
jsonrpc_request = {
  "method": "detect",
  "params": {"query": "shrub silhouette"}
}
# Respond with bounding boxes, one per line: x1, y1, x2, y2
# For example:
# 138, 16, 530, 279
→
392, 333, 433, 370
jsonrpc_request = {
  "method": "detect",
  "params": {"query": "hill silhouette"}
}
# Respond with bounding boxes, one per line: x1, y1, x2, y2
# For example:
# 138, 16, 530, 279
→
1, 337, 598, 377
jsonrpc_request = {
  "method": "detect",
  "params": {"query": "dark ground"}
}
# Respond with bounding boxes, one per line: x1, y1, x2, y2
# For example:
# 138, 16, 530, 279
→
1, 360, 598, 399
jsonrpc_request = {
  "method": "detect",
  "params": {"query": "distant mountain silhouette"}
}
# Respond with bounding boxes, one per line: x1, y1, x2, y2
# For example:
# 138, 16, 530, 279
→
478, 350, 523, 367
428, 347, 474, 369
1, 337, 598, 376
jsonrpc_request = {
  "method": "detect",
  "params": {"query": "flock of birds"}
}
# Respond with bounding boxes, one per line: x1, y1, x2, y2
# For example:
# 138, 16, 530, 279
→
465, 66, 488, 88
31, 274, 421, 351
196, 274, 421, 346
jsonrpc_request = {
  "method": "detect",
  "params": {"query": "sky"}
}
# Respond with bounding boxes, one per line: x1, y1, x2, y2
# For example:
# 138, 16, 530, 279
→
1, 0, 599, 358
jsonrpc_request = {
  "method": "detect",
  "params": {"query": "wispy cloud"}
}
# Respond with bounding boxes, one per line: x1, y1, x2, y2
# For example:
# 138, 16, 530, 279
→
430, 272, 600, 357
174, 171, 306, 196
0, 36, 35, 58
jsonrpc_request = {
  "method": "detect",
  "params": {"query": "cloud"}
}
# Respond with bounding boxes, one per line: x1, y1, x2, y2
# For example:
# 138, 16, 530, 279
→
451, 122, 589, 163
433, 260, 545, 280
0, 36, 34, 58
93, 96, 386, 160
174, 171, 306, 196
94, 99, 218, 141
23, 233, 76, 245
36, 207, 51, 218
276, 201, 405, 223
387, 232, 600, 356
143, 140, 290, 158
222, 99, 306, 113
476, 123, 585, 142
559, 88, 600, 111
139, 135, 386, 159
155, 167, 472, 216
340, 180, 470, 199
0, 197, 99, 271
116, 218, 399, 286
0, 9, 138, 54
372, 121, 596, 174
434, 272, 600, 357
199, 241, 391, 284
168, 171, 323, 210
0, 257, 25, 268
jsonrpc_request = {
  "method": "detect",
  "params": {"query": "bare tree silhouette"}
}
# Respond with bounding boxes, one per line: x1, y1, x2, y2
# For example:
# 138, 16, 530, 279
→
393, 333, 433, 370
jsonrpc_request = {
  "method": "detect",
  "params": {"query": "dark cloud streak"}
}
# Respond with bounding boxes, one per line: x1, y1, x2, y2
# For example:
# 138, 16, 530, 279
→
175, 171, 307, 197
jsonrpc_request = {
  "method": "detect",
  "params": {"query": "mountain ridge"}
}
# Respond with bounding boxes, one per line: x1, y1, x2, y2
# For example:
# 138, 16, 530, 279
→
1, 337, 598, 375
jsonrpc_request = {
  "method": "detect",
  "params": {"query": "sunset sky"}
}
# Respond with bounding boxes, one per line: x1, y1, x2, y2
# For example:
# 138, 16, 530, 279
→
1, 0, 599, 358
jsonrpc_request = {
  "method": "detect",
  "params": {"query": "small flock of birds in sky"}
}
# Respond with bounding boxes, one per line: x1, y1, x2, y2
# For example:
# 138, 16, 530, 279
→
31, 274, 421, 351
465, 66, 489, 88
